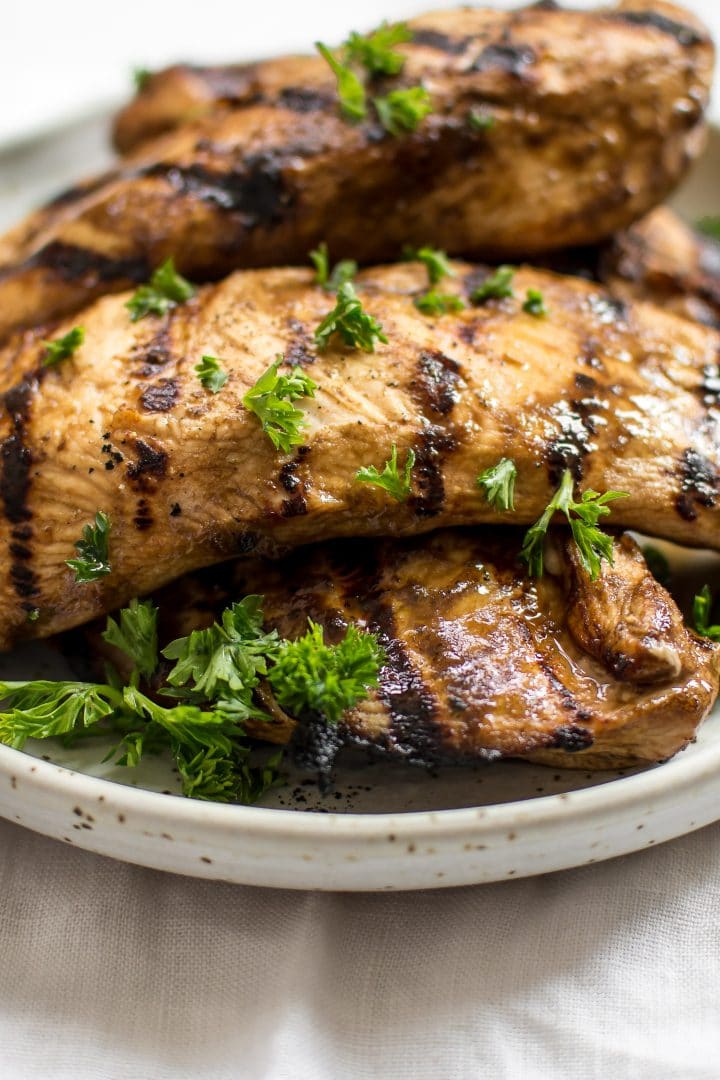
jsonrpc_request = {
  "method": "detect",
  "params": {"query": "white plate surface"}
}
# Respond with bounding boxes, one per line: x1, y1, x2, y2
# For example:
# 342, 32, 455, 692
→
0, 118, 718, 890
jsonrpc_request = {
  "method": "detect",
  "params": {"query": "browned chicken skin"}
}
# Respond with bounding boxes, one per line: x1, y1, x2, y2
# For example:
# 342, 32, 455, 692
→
0, 0, 712, 343
90, 530, 720, 770
2, 262, 720, 651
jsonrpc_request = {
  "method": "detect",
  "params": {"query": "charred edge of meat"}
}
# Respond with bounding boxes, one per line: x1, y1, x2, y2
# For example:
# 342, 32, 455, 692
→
277, 87, 334, 113
0, 380, 39, 602
284, 319, 315, 366
613, 10, 707, 47
412, 350, 462, 416
125, 439, 168, 491
142, 157, 291, 224
551, 724, 595, 752
411, 428, 457, 518
676, 448, 718, 521
410, 28, 473, 55
279, 449, 311, 518
21, 243, 151, 287
470, 42, 537, 76
140, 378, 179, 413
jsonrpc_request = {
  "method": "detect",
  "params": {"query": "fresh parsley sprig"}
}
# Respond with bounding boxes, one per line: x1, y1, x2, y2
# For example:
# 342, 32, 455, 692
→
374, 86, 432, 135
66, 511, 111, 583
520, 469, 628, 580
126, 259, 196, 322
343, 21, 412, 76
102, 598, 159, 681
195, 355, 228, 393
697, 217, 720, 242
243, 357, 317, 453
42, 326, 85, 368
314, 282, 388, 352
405, 245, 465, 315
477, 458, 517, 512
693, 585, 720, 641
357, 444, 415, 502
309, 242, 358, 291
315, 42, 367, 121
471, 265, 515, 304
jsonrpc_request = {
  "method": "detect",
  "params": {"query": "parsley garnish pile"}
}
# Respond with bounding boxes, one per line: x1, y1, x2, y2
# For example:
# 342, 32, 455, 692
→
477, 458, 517, 512
243, 357, 317, 452
66, 511, 112, 583
42, 326, 85, 368
520, 469, 628, 580
357, 444, 415, 502
314, 282, 388, 352
126, 259, 196, 322
406, 244, 464, 315
195, 354, 228, 393
0, 596, 384, 803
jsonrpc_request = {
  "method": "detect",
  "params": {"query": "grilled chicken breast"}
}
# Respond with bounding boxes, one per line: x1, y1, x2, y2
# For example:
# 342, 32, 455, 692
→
600, 207, 720, 329
2, 262, 720, 651
88, 529, 720, 770
0, 0, 712, 343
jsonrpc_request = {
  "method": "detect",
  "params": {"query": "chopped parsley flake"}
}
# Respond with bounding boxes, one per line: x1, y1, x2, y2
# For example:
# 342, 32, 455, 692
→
42, 326, 85, 367
477, 458, 517, 512
470, 265, 515, 303
696, 217, 720, 242
66, 511, 111, 583
343, 21, 412, 76
243, 357, 317, 453
374, 86, 432, 135
314, 282, 388, 352
125, 259, 196, 322
522, 288, 548, 317
405, 245, 464, 315
468, 108, 495, 131
309, 242, 358, 291
195, 355, 228, 393
693, 585, 720, 641
316, 42, 367, 121
520, 470, 628, 580
415, 290, 465, 316
357, 444, 415, 502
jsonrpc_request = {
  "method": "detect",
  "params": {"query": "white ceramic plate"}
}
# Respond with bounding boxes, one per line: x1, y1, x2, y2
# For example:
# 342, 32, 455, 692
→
0, 118, 718, 891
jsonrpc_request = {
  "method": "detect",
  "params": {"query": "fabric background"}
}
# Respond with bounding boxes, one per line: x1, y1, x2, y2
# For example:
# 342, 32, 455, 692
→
1, 1, 720, 1076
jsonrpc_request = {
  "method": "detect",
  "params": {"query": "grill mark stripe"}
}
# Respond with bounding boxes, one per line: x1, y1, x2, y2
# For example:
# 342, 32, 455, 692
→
614, 10, 705, 46
0, 378, 40, 603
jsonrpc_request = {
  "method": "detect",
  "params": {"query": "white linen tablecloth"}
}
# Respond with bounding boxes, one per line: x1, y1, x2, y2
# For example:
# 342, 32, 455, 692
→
2, 1, 720, 1076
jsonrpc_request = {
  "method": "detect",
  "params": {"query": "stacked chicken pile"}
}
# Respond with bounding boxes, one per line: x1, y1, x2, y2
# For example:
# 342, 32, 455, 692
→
1, 0, 719, 798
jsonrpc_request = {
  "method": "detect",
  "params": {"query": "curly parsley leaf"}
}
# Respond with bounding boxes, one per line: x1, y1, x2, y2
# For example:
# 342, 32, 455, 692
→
414, 290, 465, 316
693, 585, 720, 641
404, 244, 454, 285
522, 288, 547, 317
520, 469, 628, 580
66, 511, 111, 583
374, 86, 432, 135
470, 265, 515, 304
477, 458, 517, 512
309, 242, 358, 291
344, 21, 412, 76
102, 598, 159, 681
0, 681, 119, 749
162, 596, 280, 708
269, 622, 385, 725
314, 281, 387, 352
42, 326, 85, 368
316, 42, 367, 121
357, 444, 415, 502
195, 354, 228, 393
242, 357, 317, 453
126, 258, 196, 322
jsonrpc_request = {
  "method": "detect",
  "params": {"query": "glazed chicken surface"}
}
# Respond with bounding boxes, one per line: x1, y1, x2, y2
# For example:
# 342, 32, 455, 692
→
2, 261, 720, 651
90, 530, 719, 770
0, 1, 712, 343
